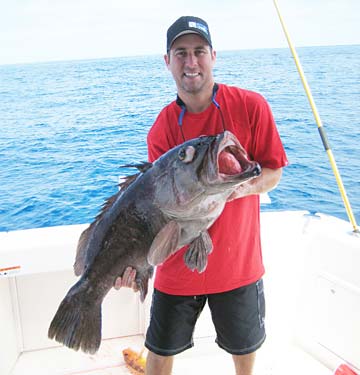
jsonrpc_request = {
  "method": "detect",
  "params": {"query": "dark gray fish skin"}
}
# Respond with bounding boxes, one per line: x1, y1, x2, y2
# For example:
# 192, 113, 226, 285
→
48, 131, 261, 354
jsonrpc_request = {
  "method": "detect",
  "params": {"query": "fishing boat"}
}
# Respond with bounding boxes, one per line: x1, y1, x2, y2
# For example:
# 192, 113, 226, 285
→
1, 209, 359, 375
1, 2, 359, 375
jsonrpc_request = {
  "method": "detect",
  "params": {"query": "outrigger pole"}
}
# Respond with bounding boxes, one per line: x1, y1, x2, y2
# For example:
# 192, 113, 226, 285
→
273, 0, 359, 233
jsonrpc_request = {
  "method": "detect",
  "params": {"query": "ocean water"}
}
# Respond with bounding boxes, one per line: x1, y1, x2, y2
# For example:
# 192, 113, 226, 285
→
0, 45, 359, 232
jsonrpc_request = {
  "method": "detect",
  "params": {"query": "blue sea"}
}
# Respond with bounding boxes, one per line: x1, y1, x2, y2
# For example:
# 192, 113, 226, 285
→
0, 45, 359, 232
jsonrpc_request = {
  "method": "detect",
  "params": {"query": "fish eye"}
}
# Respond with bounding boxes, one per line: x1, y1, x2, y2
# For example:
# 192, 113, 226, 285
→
178, 146, 196, 163
178, 148, 186, 161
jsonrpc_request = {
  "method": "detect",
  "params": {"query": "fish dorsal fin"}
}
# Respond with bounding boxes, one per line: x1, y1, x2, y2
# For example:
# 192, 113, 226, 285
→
74, 224, 94, 276
74, 162, 153, 276
120, 162, 153, 173
184, 231, 213, 273
74, 224, 98, 276
97, 193, 118, 220
119, 173, 140, 191
118, 162, 153, 191
147, 221, 181, 266
74, 192, 120, 276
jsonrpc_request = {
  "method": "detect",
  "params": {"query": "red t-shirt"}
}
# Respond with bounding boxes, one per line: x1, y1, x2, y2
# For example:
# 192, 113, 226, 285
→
147, 83, 288, 295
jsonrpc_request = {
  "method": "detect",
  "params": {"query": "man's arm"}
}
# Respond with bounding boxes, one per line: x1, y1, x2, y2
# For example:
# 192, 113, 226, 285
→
227, 167, 283, 201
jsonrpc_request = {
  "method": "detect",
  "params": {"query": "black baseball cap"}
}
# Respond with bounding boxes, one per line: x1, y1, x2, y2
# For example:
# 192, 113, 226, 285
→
166, 16, 212, 53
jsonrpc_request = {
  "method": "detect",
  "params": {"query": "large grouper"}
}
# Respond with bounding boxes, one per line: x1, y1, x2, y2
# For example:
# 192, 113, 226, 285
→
48, 130, 261, 354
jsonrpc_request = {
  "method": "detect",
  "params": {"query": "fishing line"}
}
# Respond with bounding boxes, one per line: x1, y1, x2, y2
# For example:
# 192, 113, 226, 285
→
273, 0, 359, 233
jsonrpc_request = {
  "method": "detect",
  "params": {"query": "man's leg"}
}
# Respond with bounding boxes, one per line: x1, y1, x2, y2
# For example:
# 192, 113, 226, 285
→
145, 290, 207, 374
208, 280, 266, 375
145, 351, 174, 375
232, 352, 256, 375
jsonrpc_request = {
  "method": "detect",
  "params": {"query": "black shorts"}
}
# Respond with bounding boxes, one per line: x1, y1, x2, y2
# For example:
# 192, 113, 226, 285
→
145, 279, 266, 356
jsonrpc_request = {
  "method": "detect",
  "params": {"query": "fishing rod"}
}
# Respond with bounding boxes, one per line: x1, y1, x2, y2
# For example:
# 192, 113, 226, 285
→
273, 0, 359, 233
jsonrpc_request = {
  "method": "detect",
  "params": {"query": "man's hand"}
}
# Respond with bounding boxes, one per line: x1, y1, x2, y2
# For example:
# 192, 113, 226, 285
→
227, 167, 283, 202
227, 181, 252, 202
114, 267, 139, 292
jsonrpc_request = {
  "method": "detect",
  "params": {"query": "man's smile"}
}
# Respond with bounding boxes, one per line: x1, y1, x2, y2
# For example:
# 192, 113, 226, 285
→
184, 72, 200, 77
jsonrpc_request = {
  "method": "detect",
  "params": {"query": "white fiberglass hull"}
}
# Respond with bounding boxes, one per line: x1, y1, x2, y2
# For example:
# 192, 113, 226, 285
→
1, 210, 359, 374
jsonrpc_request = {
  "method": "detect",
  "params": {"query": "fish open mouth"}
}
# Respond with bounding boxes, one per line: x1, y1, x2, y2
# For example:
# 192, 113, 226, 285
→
216, 131, 261, 181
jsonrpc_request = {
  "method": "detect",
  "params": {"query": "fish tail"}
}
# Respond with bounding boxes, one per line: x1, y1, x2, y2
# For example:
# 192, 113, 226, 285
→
48, 282, 102, 354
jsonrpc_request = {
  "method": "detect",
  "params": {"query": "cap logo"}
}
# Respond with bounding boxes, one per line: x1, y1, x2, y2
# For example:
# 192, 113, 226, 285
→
188, 21, 209, 35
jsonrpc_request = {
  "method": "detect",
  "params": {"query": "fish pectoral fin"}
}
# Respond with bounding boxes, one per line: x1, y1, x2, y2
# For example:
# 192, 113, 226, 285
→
184, 231, 213, 273
147, 221, 181, 266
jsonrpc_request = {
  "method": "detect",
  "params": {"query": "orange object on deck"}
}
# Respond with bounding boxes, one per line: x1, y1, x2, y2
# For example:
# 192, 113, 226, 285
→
122, 347, 146, 374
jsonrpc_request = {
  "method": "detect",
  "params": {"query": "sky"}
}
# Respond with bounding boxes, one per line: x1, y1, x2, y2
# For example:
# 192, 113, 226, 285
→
0, 0, 359, 65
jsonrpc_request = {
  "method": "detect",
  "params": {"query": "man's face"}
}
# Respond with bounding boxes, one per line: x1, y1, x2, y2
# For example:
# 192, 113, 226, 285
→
164, 33, 216, 95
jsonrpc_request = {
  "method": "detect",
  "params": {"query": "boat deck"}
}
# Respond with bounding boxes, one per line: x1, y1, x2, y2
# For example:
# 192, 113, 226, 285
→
4, 212, 359, 375
12, 334, 331, 375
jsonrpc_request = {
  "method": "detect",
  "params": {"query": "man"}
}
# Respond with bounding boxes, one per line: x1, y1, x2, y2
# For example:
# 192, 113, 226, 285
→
116, 16, 288, 375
